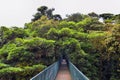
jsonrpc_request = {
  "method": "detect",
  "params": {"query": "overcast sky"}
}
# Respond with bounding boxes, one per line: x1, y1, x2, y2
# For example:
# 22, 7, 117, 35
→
0, 0, 120, 27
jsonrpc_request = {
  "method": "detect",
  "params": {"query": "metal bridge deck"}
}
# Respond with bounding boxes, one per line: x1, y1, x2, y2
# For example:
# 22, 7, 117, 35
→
55, 60, 72, 80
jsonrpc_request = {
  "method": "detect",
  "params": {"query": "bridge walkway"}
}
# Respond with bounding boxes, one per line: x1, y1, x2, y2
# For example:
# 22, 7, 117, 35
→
30, 59, 89, 80
55, 59, 72, 80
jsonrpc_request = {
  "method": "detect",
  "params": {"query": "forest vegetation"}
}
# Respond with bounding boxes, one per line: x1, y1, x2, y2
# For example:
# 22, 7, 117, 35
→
0, 6, 120, 80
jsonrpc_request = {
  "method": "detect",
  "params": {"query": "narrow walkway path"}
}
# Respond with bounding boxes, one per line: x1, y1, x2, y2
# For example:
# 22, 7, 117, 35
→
55, 59, 72, 80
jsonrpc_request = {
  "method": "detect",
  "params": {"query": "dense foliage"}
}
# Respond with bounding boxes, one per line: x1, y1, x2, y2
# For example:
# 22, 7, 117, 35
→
0, 6, 119, 80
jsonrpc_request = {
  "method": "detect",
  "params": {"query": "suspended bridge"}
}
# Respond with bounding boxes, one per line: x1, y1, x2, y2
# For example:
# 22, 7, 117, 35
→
30, 56, 89, 80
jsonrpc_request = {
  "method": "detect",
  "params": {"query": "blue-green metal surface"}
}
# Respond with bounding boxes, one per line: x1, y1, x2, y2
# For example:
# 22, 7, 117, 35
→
68, 61, 89, 80
30, 61, 59, 80
30, 59, 89, 80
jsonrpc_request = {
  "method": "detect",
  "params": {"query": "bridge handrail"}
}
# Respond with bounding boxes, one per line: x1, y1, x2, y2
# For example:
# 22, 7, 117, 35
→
68, 61, 89, 80
30, 61, 59, 80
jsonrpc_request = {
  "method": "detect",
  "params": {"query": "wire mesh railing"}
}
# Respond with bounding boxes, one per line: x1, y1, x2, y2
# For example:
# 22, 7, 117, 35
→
30, 61, 60, 80
68, 61, 89, 80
